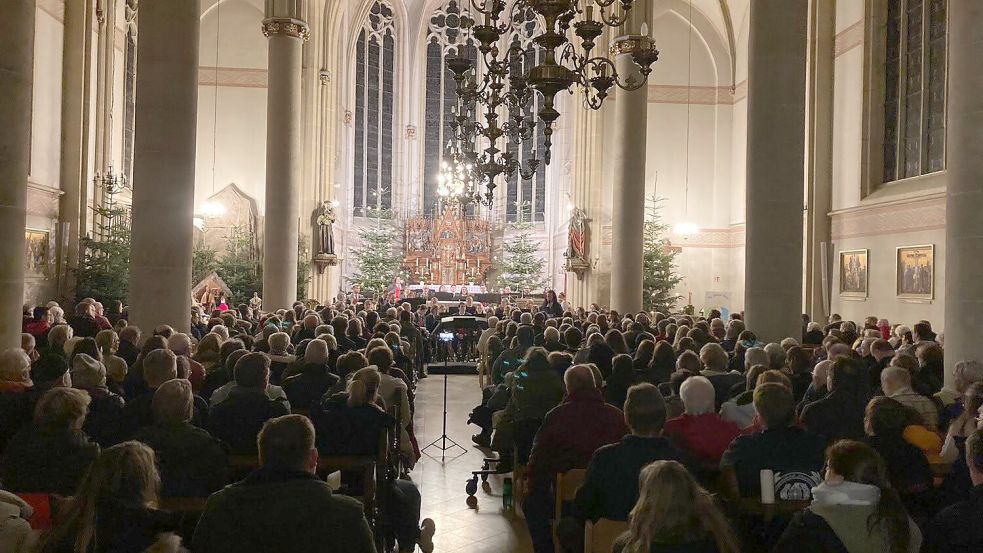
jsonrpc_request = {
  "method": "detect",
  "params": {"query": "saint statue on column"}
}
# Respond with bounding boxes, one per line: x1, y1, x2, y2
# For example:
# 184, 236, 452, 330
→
567, 207, 590, 261
313, 201, 336, 256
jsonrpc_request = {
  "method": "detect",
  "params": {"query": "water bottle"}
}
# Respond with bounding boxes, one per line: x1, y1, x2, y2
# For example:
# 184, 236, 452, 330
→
502, 477, 514, 509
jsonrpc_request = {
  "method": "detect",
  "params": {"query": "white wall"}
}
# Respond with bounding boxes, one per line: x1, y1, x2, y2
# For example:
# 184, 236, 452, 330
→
195, 0, 269, 214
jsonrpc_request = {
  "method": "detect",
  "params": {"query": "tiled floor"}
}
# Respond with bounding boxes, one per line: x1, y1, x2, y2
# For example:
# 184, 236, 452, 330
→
410, 374, 534, 553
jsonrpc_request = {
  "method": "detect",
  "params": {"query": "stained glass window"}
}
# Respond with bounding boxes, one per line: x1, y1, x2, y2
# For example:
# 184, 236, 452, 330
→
353, 1, 396, 215
882, 0, 947, 183
423, 1, 477, 215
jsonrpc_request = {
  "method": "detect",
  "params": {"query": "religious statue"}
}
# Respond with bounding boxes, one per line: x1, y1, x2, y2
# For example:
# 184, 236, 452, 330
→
313, 201, 336, 256
249, 292, 262, 312
565, 207, 592, 279
566, 207, 590, 261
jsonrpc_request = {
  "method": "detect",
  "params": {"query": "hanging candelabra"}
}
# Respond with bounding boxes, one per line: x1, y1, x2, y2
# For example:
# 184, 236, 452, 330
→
449, 0, 658, 206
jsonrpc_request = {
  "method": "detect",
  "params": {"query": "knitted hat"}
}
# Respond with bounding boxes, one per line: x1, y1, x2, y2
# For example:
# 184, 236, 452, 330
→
71, 353, 107, 389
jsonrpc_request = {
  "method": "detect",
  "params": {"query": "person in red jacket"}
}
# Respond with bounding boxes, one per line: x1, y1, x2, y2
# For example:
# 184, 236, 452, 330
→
663, 375, 740, 464
522, 364, 629, 553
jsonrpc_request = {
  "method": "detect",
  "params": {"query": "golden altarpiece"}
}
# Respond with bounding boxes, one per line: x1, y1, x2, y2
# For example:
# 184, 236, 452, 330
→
402, 206, 492, 286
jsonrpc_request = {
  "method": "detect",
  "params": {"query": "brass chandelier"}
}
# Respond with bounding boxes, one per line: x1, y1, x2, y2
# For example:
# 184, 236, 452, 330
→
444, 0, 659, 206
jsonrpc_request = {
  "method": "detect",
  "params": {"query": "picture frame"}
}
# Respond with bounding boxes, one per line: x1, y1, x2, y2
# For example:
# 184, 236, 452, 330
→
896, 244, 934, 300
838, 249, 869, 298
24, 228, 51, 277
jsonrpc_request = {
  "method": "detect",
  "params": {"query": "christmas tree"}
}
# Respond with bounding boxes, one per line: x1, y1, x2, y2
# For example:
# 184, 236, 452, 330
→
643, 195, 684, 313
497, 201, 547, 292
76, 200, 131, 305
216, 224, 263, 303
348, 216, 403, 298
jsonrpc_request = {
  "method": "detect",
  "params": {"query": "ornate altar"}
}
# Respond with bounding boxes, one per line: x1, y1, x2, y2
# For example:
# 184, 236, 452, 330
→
403, 205, 492, 286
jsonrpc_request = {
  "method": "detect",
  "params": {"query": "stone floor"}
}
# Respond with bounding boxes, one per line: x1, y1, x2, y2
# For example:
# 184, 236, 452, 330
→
410, 374, 534, 553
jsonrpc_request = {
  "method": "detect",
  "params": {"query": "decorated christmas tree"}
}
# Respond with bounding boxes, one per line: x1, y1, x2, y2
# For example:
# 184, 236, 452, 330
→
348, 216, 403, 298
497, 201, 547, 292
643, 195, 684, 313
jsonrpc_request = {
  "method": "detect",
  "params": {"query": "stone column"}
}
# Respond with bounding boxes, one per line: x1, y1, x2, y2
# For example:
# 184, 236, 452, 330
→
261, 8, 307, 311
58, 0, 92, 296
0, 0, 34, 349
608, 39, 650, 314
943, 2, 983, 386
128, 0, 200, 334
743, 0, 808, 342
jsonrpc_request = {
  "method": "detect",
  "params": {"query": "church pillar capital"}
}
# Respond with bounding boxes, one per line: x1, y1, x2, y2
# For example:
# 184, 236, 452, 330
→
261, 17, 310, 41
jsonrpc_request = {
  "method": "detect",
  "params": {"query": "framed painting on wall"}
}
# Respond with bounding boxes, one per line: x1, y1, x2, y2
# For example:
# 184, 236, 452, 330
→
839, 249, 869, 298
896, 244, 934, 300
24, 229, 51, 276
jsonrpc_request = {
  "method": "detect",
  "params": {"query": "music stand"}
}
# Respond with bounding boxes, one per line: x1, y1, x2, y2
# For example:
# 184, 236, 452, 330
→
422, 336, 467, 462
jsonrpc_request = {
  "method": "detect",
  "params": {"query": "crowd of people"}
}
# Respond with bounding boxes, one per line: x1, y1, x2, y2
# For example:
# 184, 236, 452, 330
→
467, 307, 983, 553
0, 294, 981, 553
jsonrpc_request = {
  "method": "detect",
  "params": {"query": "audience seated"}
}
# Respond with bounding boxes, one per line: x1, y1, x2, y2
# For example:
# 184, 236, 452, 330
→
282, 338, 340, 411
523, 364, 629, 553
863, 396, 934, 521
721, 383, 825, 499
312, 367, 433, 553
572, 383, 688, 524
881, 365, 939, 430
192, 415, 377, 553
208, 352, 290, 454
613, 460, 740, 553
922, 427, 983, 553
774, 440, 922, 553
800, 357, 871, 444
35, 441, 183, 553
1, 387, 100, 495
0, 349, 34, 452
663, 376, 740, 464
71, 353, 125, 447
134, 378, 228, 498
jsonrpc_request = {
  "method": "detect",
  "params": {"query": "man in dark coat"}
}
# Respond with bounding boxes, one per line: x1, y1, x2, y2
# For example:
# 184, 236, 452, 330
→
208, 352, 289, 454
922, 428, 983, 553
800, 357, 871, 445
193, 415, 377, 553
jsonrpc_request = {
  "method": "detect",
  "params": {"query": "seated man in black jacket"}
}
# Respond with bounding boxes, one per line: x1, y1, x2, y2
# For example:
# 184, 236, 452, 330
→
922, 427, 983, 553
557, 383, 691, 553
135, 378, 229, 498
800, 357, 871, 445
193, 415, 376, 553
208, 352, 289, 454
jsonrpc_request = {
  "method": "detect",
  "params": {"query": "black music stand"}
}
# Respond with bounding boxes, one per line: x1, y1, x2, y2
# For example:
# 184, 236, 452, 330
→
422, 337, 467, 462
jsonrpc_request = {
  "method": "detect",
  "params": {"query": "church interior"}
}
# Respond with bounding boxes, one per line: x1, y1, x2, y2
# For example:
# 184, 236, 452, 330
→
2, 0, 982, 552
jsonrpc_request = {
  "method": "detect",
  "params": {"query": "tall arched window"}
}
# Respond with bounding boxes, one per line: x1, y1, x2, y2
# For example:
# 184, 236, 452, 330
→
353, 1, 397, 215
423, 0, 476, 215
882, 0, 947, 182
505, 7, 546, 222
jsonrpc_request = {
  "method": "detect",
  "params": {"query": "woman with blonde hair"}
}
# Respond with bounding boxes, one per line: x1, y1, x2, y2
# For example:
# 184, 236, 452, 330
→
616, 460, 739, 553
95, 329, 128, 385
37, 441, 184, 553
192, 333, 223, 373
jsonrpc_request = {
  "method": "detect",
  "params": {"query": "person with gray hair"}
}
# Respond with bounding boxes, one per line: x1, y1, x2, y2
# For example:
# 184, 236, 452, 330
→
522, 362, 628, 553
663, 376, 740, 463
282, 339, 340, 411
168, 332, 205, 393
266, 331, 295, 384
133, 378, 228, 497
936, 359, 983, 429
122, 348, 184, 435
764, 342, 787, 369
0, 387, 99, 495
71, 353, 125, 446
700, 343, 743, 409
881, 365, 939, 430
46, 324, 73, 358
